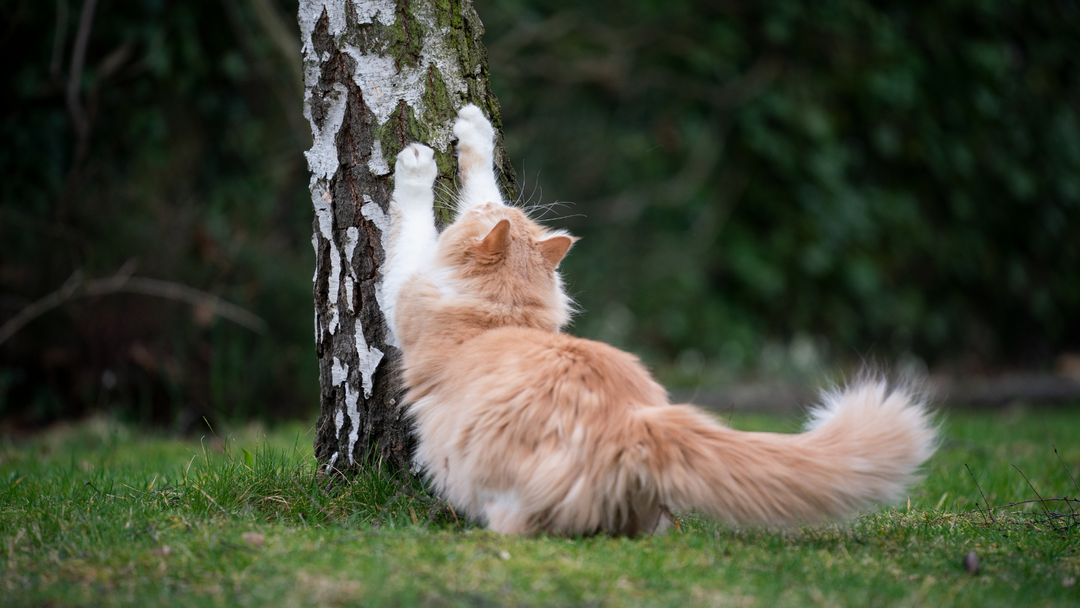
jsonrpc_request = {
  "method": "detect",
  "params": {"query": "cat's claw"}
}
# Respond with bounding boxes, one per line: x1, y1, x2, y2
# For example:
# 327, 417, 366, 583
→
453, 104, 495, 158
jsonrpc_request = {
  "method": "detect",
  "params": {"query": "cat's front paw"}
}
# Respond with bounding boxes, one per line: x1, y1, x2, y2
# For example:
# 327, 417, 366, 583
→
395, 143, 438, 187
453, 105, 495, 159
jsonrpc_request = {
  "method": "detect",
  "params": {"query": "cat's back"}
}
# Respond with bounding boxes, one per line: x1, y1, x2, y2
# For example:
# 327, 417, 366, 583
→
450, 326, 669, 413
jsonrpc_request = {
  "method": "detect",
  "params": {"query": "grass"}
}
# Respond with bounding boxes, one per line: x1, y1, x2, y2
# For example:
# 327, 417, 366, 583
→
2, 406, 1080, 607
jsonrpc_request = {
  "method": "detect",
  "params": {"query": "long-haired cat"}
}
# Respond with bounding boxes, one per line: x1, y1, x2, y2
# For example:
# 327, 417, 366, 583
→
382, 105, 936, 536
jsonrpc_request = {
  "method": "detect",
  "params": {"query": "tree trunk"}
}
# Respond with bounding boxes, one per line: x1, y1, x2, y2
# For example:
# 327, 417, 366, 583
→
298, 0, 516, 474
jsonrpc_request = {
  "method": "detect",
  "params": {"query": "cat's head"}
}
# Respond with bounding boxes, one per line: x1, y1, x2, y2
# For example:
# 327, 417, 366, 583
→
437, 203, 577, 331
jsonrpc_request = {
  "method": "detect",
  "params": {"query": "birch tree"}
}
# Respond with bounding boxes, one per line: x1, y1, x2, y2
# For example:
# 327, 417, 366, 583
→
298, 0, 516, 473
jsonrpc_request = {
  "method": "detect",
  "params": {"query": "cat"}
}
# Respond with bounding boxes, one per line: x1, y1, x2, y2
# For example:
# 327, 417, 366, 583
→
382, 104, 937, 536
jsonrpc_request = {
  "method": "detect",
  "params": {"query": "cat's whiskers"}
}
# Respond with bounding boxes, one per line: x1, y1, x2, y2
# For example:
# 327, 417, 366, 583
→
509, 162, 582, 223
537, 212, 586, 222
434, 181, 464, 220
525, 200, 573, 219
512, 163, 545, 210
511, 159, 530, 207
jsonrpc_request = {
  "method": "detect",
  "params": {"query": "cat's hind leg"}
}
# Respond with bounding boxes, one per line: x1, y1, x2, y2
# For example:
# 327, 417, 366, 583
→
384, 143, 439, 335
453, 104, 505, 213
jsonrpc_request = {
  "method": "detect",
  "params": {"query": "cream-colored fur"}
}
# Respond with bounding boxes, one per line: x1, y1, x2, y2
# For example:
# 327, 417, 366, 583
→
385, 105, 937, 536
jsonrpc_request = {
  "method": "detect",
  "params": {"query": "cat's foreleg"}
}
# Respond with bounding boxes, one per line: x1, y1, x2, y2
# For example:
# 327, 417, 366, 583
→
384, 143, 439, 335
453, 104, 505, 213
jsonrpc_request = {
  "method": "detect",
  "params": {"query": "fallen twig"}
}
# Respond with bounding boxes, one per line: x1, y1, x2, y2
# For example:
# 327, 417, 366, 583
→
965, 464, 996, 525
0, 266, 266, 346
1055, 445, 1080, 496
1012, 464, 1056, 526
966, 497, 1080, 513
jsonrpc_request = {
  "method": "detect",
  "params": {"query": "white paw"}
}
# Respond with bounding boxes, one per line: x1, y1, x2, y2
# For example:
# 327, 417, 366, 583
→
453, 104, 495, 156
394, 143, 438, 187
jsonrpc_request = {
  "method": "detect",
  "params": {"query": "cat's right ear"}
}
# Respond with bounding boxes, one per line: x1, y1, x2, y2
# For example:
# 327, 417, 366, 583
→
538, 235, 576, 267
479, 219, 512, 255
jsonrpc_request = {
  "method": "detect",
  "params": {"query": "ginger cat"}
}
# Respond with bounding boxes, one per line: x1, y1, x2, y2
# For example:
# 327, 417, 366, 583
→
383, 105, 936, 536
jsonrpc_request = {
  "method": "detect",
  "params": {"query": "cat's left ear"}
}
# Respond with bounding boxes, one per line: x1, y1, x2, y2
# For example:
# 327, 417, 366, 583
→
539, 235, 578, 267
479, 219, 512, 255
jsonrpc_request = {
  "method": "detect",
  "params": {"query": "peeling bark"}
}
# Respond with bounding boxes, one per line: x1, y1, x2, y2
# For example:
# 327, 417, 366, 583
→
299, 0, 516, 473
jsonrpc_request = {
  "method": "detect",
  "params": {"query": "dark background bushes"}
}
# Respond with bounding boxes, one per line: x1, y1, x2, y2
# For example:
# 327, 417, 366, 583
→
2, 0, 1078, 427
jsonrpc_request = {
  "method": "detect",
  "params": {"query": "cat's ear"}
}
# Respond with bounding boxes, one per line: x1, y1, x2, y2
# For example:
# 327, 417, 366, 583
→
479, 219, 512, 255
538, 234, 577, 267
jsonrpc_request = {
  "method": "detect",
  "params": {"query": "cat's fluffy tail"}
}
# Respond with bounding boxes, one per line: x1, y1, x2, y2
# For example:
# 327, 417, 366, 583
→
637, 379, 937, 526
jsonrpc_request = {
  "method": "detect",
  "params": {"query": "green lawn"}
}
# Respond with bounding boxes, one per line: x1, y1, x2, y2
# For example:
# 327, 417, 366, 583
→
2, 406, 1079, 607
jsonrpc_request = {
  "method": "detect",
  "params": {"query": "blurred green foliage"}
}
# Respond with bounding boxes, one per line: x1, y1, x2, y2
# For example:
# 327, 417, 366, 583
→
0, 0, 315, 427
485, 0, 1080, 382
1, 0, 1078, 426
